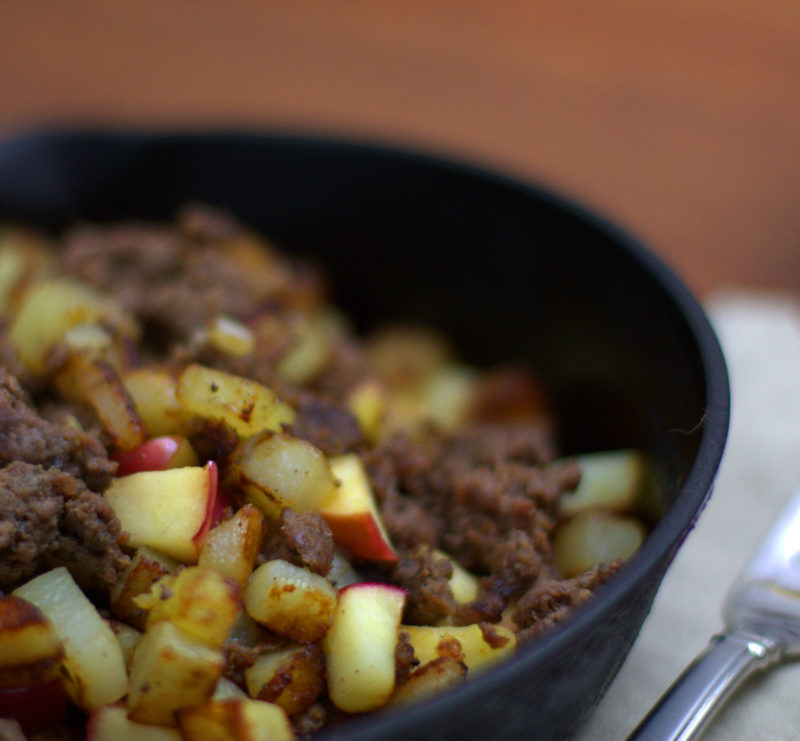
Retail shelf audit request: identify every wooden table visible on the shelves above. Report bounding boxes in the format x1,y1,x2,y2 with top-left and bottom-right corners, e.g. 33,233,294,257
1,0,798,298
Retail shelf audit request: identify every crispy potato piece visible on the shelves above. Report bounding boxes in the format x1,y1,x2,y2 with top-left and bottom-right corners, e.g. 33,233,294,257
8,278,137,376
177,698,295,741
54,354,146,450
401,624,516,676
244,560,337,644
0,595,64,688
198,504,264,589
176,364,294,438
389,656,467,706
87,703,182,741
228,432,337,518
139,567,241,650
127,620,225,726
110,547,180,630
244,644,326,715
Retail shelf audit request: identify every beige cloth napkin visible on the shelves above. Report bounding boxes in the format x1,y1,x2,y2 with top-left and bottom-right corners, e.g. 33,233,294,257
574,291,800,741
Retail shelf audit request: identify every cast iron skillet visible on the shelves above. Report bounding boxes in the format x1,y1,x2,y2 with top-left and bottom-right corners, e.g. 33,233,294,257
0,130,729,740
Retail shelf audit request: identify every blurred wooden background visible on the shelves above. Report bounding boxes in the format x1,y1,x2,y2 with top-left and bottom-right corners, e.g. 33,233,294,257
0,0,798,298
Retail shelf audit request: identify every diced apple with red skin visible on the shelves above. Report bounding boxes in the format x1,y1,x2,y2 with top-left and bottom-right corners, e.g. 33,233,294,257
244,560,337,644
13,567,128,711
319,454,398,564
104,462,218,563
323,582,407,713
0,680,69,736
178,698,295,741
111,435,199,476
87,704,182,741
199,503,265,589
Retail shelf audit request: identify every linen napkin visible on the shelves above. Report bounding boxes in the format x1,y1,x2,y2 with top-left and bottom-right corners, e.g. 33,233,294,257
574,291,800,741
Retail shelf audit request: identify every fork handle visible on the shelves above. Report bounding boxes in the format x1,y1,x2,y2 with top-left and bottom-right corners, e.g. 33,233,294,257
626,630,783,741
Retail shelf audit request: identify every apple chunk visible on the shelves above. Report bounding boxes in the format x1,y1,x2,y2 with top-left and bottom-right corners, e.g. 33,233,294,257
0,681,69,736
13,567,128,711
104,462,218,563
111,435,199,476
323,582,407,713
319,454,398,563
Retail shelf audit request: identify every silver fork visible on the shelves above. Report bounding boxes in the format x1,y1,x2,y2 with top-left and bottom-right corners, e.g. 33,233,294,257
627,483,800,741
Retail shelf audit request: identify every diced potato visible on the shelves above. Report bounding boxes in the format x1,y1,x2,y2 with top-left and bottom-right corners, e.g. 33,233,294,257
127,620,225,726
176,364,294,437
13,568,128,711
366,325,451,390
87,703,182,741
420,364,478,431
276,315,331,384
389,656,467,706
244,644,325,715
244,560,337,643
558,449,651,517
61,324,127,369
199,504,265,589
177,698,295,741
110,547,180,630
205,315,255,357
401,624,516,676
54,354,146,450
0,595,64,688
553,511,646,578
106,619,143,669
0,595,63,669
346,379,387,443
122,367,186,436
229,432,336,518
139,567,241,649
0,228,52,312
212,677,248,701
8,278,136,376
